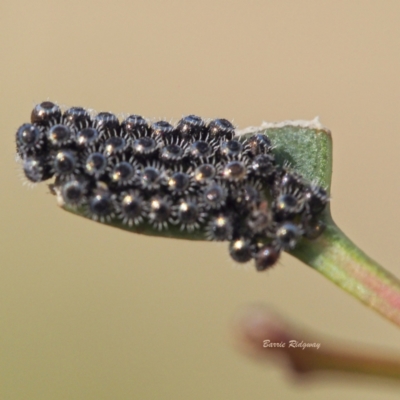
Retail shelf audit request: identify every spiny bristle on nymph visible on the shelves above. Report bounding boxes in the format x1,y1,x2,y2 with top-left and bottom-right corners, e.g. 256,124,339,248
15,101,329,272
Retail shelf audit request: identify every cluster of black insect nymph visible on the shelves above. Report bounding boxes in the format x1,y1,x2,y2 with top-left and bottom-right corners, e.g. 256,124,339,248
16,101,329,271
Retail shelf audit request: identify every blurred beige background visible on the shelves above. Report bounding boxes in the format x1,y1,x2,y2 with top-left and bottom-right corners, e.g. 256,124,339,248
1,1,400,399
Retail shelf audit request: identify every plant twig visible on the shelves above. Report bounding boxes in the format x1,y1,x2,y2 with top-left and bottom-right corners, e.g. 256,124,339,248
291,213,400,328
233,305,400,381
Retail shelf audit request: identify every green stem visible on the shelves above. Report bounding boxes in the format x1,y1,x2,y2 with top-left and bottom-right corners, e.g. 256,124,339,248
291,214,400,327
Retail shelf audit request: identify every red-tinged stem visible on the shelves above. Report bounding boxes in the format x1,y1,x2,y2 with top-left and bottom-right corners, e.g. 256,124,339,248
291,214,400,327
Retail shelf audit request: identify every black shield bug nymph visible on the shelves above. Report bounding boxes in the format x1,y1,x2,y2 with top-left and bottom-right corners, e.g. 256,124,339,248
116,190,147,227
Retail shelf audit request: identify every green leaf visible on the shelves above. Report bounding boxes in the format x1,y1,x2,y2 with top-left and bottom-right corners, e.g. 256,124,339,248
237,120,400,327
237,119,332,189
63,118,400,327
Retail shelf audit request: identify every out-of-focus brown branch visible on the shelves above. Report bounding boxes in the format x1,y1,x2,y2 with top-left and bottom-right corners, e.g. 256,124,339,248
232,305,400,382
